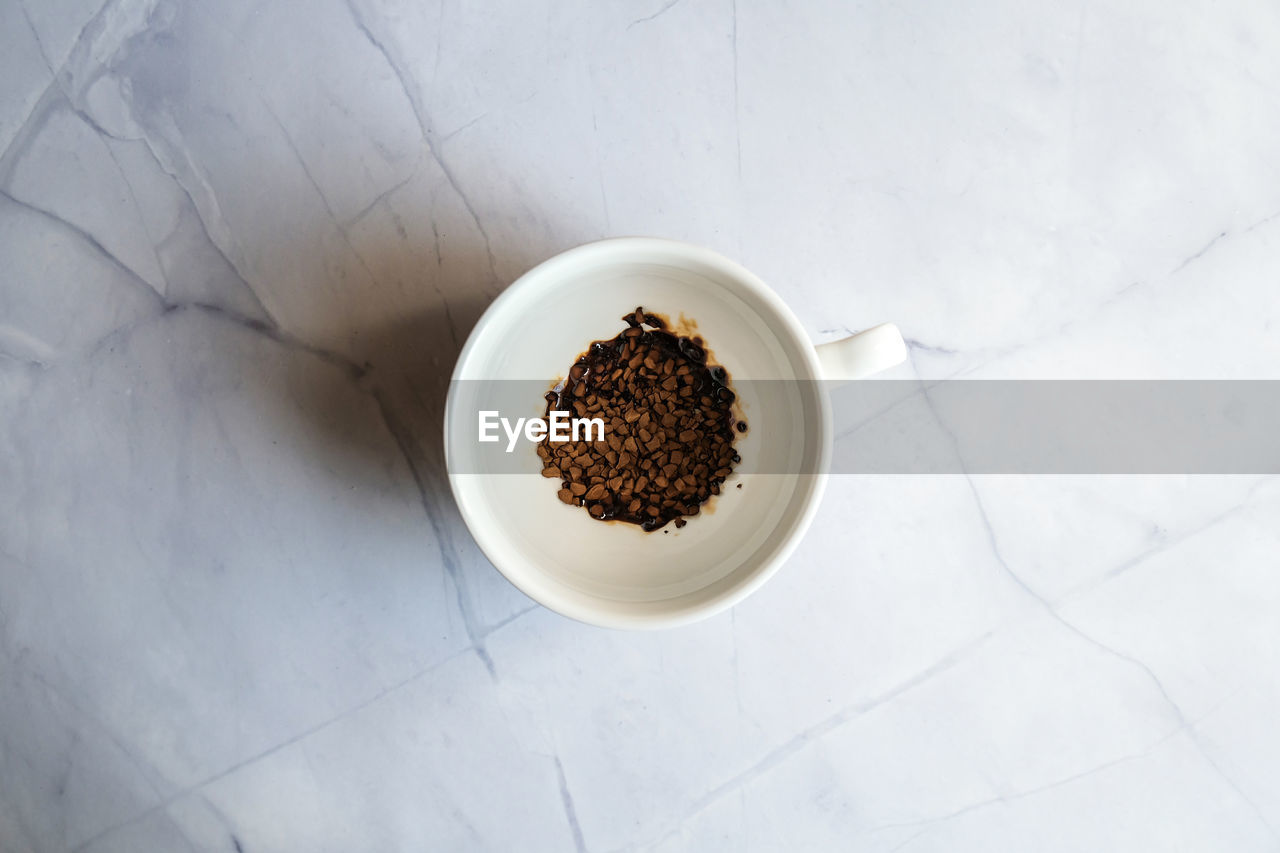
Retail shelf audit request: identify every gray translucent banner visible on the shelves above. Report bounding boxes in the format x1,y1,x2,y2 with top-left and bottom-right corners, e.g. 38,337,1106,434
446,380,1280,475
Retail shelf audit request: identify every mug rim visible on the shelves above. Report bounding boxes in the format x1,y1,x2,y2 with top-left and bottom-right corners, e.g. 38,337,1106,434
444,237,833,628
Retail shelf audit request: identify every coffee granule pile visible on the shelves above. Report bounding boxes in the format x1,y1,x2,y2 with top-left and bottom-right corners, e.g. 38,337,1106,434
537,307,744,531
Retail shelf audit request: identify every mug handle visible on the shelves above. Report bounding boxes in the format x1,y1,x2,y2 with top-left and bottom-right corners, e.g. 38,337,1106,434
815,323,907,383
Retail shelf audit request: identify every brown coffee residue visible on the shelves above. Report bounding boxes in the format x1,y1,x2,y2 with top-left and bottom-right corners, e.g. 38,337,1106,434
537,307,745,531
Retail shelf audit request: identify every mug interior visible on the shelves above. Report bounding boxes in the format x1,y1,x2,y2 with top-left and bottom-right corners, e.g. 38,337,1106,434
447,239,828,627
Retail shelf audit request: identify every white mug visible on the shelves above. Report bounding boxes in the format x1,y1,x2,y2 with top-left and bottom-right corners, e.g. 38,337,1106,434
445,238,905,628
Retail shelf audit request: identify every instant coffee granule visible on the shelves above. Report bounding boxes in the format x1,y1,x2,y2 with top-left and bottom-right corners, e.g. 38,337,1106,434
537,307,745,531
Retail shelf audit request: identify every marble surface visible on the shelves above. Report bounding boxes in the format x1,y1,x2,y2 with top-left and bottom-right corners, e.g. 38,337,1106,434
3,0,1280,850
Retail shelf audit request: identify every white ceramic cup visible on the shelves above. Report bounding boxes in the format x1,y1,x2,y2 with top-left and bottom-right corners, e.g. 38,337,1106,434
445,238,905,628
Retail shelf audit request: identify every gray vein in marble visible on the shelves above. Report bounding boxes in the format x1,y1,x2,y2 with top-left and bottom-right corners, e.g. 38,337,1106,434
17,0,55,80
195,793,242,853
1029,206,1280,350
260,98,386,294
10,225,514,702
101,142,169,294
627,0,685,30
904,356,1280,839
1171,231,1228,276
0,638,166,848
161,813,200,853
1053,478,1277,606
477,604,540,640
0,59,55,170
2,10,276,330
102,129,271,333
554,755,588,853
1200,756,1280,843
129,136,276,327
55,288,490,726
441,111,491,143
903,206,1280,378
962,478,1050,604
428,220,462,352
923,387,1280,841
26,668,168,804
878,676,1262,849
20,0,116,75
344,0,499,284
15,0,131,128
0,84,60,183
903,337,959,356
74,303,326,392
881,751,1154,851
70,643,477,853
4,100,169,296
368,389,496,678
0,188,165,309
261,102,346,235
0,344,48,369
1172,208,1280,276
42,77,130,145
622,631,995,853
446,803,486,849
883,621,1280,848
176,303,359,377
343,161,422,229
